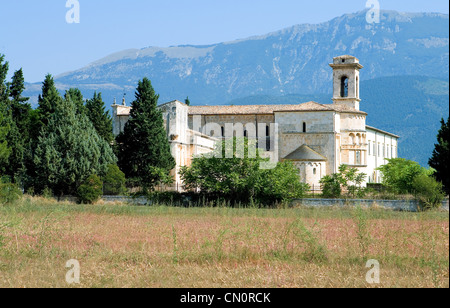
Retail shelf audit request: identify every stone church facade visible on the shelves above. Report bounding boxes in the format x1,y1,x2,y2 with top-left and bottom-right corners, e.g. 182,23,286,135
112,55,399,191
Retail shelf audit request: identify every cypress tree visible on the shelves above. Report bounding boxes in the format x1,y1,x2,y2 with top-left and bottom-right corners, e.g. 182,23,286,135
37,74,62,129
9,68,31,137
117,78,175,190
5,69,31,182
85,92,114,144
429,117,449,195
33,96,117,196
185,96,191,106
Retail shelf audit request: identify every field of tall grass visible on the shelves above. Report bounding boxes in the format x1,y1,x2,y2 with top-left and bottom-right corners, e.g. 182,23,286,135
0,196,448,288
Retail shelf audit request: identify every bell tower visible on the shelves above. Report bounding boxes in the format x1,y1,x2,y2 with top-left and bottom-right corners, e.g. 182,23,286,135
329,55,363,110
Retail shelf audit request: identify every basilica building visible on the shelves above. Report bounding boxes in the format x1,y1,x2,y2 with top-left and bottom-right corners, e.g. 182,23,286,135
112,55,399,191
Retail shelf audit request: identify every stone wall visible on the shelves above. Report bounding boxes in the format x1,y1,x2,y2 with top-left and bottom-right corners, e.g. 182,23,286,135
56,195,449,212
291,198,450,212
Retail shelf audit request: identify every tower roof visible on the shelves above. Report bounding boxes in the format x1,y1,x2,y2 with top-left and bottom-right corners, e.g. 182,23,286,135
284,145,327,161
330,55,363,68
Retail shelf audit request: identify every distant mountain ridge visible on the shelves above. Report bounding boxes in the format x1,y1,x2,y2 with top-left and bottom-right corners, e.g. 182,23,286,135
22,9,449,166
28,9,447,104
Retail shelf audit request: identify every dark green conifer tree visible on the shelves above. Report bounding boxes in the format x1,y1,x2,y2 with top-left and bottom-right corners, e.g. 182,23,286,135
4,68,31,182
37,74,62,129
117,78,175,190
33,96,117,196
9,68,31,137
0,55,11,172
85,92,114,144
429,117,449,195
64,88,86,115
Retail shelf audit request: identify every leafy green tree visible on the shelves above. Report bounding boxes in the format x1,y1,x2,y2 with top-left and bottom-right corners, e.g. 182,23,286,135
64,88,86,115
338,164,367,198
377,158,431,194
117,78,175,191
85,92,114,144
185,96,191,106
33,96,117,196
429,117,449,195
180,138,309,205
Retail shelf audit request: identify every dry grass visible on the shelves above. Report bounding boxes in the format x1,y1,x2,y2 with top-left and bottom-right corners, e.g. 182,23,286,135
0,196,448,288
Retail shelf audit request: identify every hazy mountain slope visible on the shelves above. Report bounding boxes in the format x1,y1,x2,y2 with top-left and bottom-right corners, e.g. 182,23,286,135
38,9,449,105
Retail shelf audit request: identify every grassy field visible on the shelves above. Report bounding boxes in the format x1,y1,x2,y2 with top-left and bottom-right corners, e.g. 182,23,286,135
0,196,448,288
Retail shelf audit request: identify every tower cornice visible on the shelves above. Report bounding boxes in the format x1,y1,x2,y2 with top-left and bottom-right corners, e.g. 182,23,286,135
329,63,364,70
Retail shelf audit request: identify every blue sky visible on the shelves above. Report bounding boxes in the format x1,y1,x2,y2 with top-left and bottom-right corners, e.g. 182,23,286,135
0,0,448,83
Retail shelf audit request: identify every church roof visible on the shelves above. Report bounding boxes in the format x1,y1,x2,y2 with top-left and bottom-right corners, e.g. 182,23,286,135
283,145,327,161
366,125,400,139
188,101,367,115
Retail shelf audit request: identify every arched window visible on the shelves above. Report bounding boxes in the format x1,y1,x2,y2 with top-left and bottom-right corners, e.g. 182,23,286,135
350,134,355,145
313,168,317,175
303,122,307,133
341,76,349,98
221,126,225,137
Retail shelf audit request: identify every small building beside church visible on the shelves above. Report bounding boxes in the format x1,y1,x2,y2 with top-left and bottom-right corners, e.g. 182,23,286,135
112,55,399,191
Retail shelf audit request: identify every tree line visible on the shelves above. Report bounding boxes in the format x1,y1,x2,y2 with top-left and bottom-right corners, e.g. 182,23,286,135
0,54,175,203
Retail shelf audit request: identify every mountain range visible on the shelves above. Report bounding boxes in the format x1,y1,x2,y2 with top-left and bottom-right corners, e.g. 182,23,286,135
23,9,449,166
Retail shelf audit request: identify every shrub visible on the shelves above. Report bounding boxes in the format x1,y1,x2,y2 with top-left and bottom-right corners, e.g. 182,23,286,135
0,182,22,205
42,187,53,199
103,164,127,195
319,165,367,199
320,174,342,198
412,174,445,210
258,161,310,204
77,174,103,204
